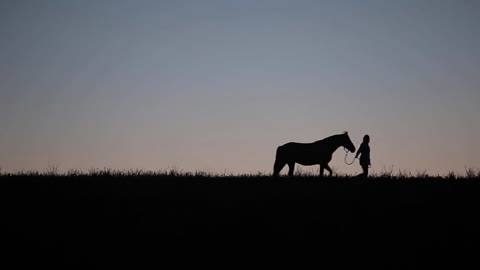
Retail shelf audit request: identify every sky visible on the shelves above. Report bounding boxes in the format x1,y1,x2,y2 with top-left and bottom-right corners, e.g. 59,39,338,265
1,0,479,175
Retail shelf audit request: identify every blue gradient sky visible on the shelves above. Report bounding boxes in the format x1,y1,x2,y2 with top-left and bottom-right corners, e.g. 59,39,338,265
1,0,479,175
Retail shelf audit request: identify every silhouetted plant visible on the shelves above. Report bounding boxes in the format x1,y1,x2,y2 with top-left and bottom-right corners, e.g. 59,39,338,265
167,166,183,176
397,169,411,179
45,162,59,175
67,169,81,177
447,171,457,180
88,168,101,176
379,165,395,178
415,170,429,178
465,167,476,178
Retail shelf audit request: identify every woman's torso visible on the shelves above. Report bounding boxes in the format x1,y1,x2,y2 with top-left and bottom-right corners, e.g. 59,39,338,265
360,143,370,165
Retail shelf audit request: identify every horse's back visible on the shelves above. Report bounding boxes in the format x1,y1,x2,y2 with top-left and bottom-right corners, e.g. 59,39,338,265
280,141,315,148
277,141,317,158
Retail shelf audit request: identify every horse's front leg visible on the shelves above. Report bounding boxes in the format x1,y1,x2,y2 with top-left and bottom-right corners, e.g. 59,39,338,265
324,164,333,177
319,165,325,177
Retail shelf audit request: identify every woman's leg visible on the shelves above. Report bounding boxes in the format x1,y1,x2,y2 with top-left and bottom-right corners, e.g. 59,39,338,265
362,164,369,177
356,163,366,178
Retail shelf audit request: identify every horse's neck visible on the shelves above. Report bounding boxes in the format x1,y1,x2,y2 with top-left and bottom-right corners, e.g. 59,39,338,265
317,136,343,153
327,141,343,153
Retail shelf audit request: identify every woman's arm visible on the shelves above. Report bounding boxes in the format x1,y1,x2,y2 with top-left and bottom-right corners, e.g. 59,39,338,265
355,143,364,159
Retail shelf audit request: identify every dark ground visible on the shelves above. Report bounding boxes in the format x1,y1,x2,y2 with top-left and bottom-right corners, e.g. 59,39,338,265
1,175,479,268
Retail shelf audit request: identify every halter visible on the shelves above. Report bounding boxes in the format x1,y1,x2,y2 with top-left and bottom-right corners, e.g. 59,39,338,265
343,147,356,165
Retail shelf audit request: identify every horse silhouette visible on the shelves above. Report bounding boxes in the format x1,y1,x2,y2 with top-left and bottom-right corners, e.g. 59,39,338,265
273,132,356,177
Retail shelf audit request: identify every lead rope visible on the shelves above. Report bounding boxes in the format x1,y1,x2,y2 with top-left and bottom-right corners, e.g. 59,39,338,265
344,147,356,165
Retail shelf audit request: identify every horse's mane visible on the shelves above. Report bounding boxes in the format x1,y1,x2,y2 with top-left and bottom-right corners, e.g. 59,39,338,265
314,133,344,144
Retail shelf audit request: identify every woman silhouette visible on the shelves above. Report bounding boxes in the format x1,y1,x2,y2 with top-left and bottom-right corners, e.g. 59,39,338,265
355,135,371,177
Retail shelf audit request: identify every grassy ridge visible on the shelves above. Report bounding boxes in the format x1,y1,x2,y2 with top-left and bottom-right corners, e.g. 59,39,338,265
2,165,480,178
1,173,479,268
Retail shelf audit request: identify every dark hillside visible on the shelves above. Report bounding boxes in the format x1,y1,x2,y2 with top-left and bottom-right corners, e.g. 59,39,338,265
1,175,479,268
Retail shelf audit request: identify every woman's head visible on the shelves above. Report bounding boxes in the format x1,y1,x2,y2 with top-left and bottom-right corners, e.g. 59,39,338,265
363,135,370,143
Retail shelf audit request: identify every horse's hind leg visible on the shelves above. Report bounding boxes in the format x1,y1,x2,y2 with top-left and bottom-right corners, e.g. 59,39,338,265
324,164,333,177
273,159,286,177
287,162,295,177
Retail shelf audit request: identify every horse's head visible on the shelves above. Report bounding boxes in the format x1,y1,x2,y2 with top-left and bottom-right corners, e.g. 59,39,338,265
342,132,356,153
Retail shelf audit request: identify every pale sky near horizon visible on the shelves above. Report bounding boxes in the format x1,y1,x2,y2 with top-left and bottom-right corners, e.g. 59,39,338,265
1,0,479,175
